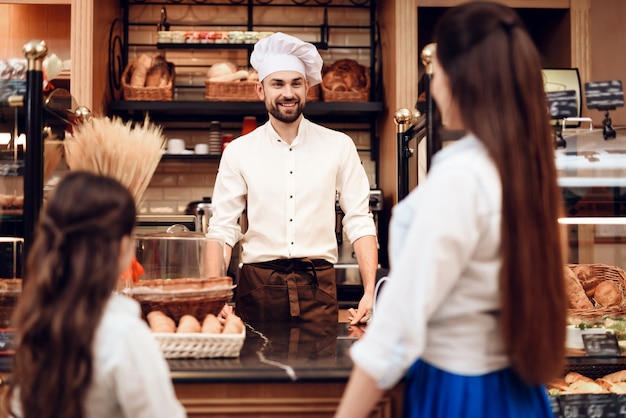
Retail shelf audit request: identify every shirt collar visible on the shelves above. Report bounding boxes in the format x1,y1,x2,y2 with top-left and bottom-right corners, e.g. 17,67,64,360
265,117,309,146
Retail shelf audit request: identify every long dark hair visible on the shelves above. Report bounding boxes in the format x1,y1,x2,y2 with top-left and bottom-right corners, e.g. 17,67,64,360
434,2,566,384
5,171,136,418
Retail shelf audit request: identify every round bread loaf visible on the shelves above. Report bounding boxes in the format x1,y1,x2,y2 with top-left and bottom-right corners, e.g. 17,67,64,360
594,280,623,307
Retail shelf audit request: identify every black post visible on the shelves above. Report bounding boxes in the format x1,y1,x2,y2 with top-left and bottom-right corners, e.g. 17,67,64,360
394,108,411,201
22,40,47,276
421,43,437,172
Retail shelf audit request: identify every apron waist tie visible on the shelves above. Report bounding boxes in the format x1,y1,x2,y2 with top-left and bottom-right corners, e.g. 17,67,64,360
248,258,333,318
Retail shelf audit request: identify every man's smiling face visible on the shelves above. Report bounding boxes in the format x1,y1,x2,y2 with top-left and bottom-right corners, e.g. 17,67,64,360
257,71,308,124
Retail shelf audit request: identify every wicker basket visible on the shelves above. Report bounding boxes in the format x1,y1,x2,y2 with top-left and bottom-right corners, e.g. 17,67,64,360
320,69,370,102
306,84,320,102
123,277,234,322
154,327,245,358
205,80,258,101
568,264,626,321
205,80,320,102
121,60,174,101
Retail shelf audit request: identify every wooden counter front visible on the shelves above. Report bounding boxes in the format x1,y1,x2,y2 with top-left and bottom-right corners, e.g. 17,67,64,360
169,321,404,418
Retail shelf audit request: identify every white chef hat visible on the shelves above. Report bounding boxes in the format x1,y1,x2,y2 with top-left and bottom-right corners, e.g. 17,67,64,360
250,32,323,86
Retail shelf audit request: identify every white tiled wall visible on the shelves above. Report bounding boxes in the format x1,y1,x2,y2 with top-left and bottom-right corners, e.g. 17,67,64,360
128,3,377,214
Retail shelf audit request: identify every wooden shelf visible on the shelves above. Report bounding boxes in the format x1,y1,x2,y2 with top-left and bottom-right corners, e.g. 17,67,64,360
109,100,383,123
0,0,70,3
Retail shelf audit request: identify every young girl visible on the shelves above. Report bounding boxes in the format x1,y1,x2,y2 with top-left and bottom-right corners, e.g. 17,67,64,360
335,3,566,417
5,171,186,418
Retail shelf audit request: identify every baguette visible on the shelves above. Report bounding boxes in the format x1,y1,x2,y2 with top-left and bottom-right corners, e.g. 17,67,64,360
208,70,250,83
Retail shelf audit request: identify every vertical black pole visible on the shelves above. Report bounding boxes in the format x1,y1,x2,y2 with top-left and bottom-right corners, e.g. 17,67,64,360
22,40,47,277
394,108,411,202
421,43,437,172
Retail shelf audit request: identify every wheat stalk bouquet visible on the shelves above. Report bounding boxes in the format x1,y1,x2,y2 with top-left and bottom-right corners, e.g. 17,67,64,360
63,116,165,206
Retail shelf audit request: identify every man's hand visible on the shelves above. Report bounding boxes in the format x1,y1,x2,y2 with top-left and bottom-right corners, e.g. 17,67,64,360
348,292,373,325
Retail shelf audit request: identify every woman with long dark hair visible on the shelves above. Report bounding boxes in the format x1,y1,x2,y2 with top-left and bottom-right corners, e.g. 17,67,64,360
336,3,566,417
5,171,186,418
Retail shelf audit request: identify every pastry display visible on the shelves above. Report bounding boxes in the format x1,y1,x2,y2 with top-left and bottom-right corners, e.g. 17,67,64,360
549,371,626,395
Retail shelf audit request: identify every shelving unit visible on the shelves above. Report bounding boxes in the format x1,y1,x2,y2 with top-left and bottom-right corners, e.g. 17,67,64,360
109,0,383,183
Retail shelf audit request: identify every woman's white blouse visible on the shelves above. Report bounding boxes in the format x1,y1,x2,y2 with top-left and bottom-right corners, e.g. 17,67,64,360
350,135,510,390
87,294,186,418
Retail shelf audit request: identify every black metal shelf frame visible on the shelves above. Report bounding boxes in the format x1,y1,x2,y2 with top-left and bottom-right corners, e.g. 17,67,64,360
114,0,382,184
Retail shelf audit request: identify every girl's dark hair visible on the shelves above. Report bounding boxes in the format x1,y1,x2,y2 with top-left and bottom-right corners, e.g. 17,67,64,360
434,2,566,384
6,171,136,418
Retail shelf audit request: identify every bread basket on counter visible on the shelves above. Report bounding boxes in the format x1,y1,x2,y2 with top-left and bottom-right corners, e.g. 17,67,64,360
124,227,232,322
153,327,245,359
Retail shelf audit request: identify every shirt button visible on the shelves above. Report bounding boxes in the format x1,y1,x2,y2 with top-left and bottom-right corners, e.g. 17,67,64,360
289,171,293,174
290,219,293,222
290,195,293,198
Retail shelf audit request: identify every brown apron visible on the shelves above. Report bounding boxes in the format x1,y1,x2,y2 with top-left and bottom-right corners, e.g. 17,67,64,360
236,258,338,323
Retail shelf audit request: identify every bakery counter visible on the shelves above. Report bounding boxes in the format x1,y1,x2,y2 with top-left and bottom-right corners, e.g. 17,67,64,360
0,322,405,418
168,321,357,383
169,321,404,418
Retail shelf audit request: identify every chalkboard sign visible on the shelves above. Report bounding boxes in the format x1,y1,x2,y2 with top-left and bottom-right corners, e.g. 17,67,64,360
585,80,625,110
547,90,579,119
582,332,621,356
559,394,618,418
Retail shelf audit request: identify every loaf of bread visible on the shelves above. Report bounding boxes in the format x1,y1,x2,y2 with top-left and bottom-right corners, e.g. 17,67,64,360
130,54,153,87
321,59,368,93
594,280,623,307
564,266,594,309
567,380,608,394
177,314,202,333
222,314,244,334
146,311,176,333
565,371,595,384
601,369,626,383
145,55,171,88
596,378,626,394
206,62,237,80
201,314,223,334
573,264,602,297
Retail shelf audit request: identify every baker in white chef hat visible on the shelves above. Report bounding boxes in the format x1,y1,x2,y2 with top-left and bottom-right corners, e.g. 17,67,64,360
251,32,323,87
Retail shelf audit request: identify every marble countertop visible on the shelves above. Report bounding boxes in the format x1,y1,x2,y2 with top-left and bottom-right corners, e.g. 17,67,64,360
0,320,365,383
167,321,363,383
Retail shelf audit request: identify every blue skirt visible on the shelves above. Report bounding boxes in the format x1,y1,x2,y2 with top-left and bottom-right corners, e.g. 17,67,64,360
403,359,553,418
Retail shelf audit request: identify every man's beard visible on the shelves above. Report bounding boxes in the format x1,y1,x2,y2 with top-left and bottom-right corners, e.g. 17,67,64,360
267,100,304,123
